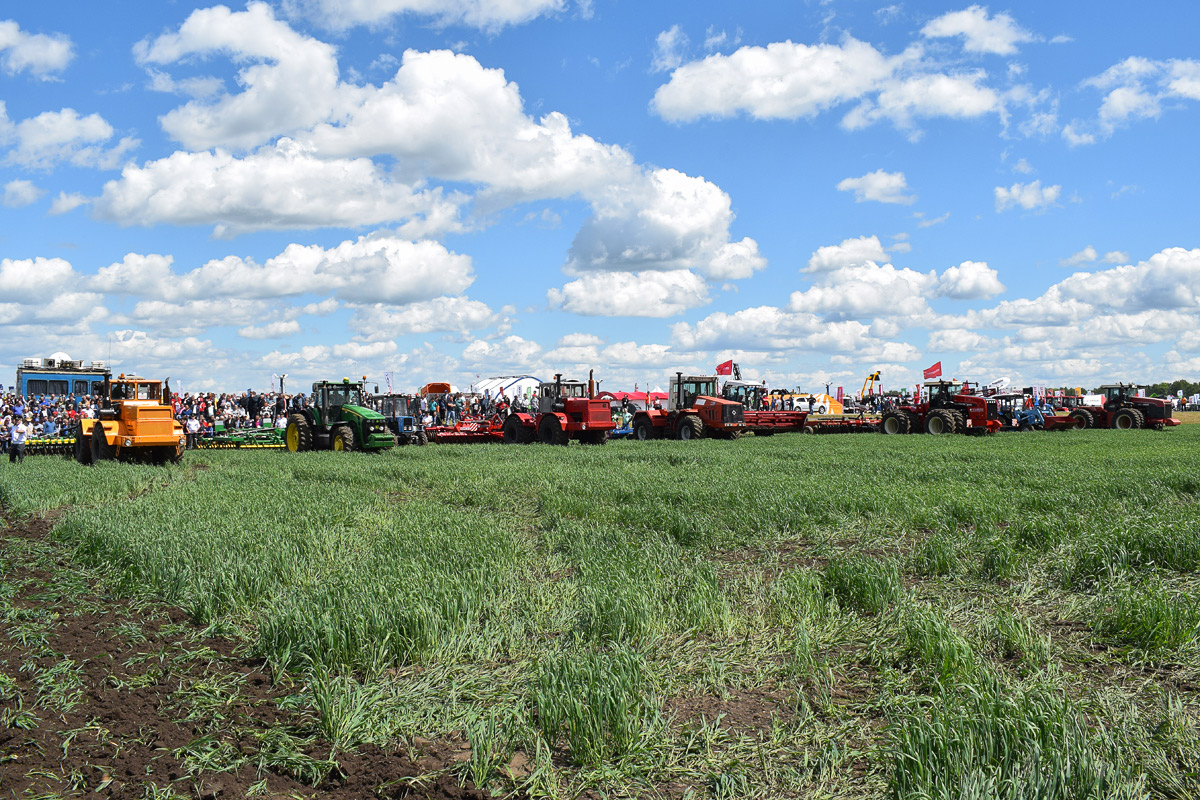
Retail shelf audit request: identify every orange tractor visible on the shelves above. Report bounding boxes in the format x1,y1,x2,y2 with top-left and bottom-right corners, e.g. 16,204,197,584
74,373,186,464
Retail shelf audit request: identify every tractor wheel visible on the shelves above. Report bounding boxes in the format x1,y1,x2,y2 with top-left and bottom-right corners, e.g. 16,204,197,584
1068,409,1094,429
538,416,569,446
728,429,743,440
676,415,704,441
880,411,910,435
1019,424,1033,432
90,423,115,462
925,409,957,435
285,414,311,452
1112,408,1144,429
950,410,967,431
394,433,408,446
633,418,657,441
503,414,528,444
802,425,816,434
581,430,608,445
74,423,93,465
415,430,428,446
332,426,356,451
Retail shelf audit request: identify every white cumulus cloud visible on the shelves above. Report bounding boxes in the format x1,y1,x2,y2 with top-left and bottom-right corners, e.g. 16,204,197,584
0,20,73,78
920,6,1035,56
2,179,43,207
994,180,1060,212
936,260,1005,299
836,169,915,204
547,270,710,317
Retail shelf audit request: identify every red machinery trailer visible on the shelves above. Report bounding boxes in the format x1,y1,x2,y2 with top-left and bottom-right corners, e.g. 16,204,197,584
879,380,1002,436
1067,383,1181,430
631,373,747,440
720,379,808,435
501,373,615,445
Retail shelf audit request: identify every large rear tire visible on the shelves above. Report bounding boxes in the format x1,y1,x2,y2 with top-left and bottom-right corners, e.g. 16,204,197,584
74,423,93,465
676,415,704,441
880,411,910,435
415,430,428,446
926,409,957,435
285,414,311,452
1069,409,1095,429
538,415,569,445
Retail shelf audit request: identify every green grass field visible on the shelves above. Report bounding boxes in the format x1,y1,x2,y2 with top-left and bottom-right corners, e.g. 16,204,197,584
2,428,1199,798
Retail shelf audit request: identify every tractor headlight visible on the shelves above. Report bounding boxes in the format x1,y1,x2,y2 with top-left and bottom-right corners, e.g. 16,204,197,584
179,436,186,446
123,438,132,447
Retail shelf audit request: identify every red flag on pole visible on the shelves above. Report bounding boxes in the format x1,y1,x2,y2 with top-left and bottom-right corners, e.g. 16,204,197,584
836,386,844,403
923,361,942,380
716,360,734,375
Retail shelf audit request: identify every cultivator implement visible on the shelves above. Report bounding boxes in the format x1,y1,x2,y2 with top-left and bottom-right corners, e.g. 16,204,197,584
802,415,881,434
196,427,286,449
426,414,505,443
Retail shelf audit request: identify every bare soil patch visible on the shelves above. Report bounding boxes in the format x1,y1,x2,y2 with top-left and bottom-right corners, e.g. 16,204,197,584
0,512,489,800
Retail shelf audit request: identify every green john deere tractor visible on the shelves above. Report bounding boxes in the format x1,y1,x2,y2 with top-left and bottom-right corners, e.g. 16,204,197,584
285,378,395,453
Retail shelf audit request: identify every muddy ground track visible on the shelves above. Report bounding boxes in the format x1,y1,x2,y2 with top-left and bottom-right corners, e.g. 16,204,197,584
0,506,492,800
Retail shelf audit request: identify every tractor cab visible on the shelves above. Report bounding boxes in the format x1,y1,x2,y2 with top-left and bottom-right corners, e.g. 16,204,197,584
721,380,768,409
537,376,588,413
923,380,964,407
670,375,720,411
315,379,366,419
1098,383,1137,409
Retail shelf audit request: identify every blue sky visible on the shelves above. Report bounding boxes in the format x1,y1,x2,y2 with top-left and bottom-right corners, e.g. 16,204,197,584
2,1,1199,395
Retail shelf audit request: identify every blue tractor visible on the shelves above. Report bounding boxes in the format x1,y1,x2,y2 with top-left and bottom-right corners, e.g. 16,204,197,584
370,393,428,446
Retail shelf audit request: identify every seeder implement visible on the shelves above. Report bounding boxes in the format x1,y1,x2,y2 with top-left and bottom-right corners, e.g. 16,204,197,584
197,427,286,449
23,435,77,455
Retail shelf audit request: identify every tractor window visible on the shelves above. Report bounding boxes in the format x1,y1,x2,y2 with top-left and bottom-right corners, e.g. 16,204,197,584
562,383,585,398
110,382,131,400
326,385,363,408
133,383,160,400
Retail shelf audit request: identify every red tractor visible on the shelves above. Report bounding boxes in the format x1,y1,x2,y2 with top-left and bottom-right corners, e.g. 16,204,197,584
880,380,1002,436
501,374,614,445
631,373,747,440
1067,383,1181,430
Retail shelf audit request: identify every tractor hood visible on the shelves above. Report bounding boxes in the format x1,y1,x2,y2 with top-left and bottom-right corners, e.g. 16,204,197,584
340,404,386,421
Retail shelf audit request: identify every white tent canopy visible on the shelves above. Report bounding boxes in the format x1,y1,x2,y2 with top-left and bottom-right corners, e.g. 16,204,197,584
472,375,544,397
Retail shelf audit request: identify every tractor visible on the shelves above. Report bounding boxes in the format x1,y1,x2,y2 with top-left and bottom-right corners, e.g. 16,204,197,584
501,373,614,445
284,378,395,452
370,393,427,445
74,372,186,465
1067,383,1181,430
631,373,746,440
880,380,1001,436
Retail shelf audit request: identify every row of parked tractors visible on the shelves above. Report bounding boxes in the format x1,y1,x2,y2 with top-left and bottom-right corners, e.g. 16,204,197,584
49,371,1180,464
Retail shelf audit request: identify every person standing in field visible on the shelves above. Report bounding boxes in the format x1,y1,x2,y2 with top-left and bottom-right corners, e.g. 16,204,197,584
9,414,28,464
